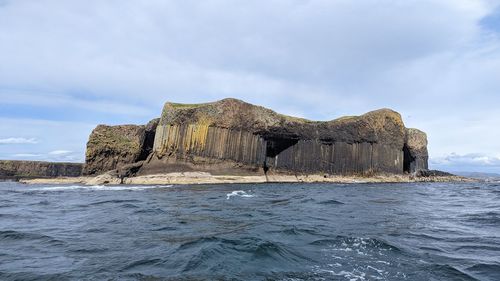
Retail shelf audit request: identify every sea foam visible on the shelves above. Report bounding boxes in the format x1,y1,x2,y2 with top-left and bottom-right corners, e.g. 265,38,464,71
226,190,254,199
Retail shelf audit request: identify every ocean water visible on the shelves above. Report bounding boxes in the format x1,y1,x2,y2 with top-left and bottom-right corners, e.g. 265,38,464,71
0,181,499,281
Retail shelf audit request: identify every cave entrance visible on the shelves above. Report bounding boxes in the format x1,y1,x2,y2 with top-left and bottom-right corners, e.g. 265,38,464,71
403,144,414,173
263,137,298,174
265,137,298,158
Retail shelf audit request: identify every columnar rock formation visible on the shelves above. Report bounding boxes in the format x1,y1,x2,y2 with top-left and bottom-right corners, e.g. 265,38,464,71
83,98,429,176
404,128,429,172
0,160,83,179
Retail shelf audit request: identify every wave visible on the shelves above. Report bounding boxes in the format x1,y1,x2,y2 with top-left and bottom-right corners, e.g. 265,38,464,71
28,184,173,192
226,190,254,199
173,236,309,271
0,230,64,246
310,236,403,254
122,258,164,271
465,263,500,280
0,272,70,281
454,244,500,252
269,226,320,236
461,211,500,225
425,264,480,281
318,199,345,205
85,199,141,206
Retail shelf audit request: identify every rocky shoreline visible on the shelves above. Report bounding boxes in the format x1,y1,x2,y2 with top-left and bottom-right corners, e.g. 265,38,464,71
19,171,474,185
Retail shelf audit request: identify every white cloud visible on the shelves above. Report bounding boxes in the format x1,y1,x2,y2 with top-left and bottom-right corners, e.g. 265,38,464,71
432,153,500,165
12,153,41,158
0,1,499,171
48,150,72,155
0,118,93,163
431,153,500,172
0,137,38,144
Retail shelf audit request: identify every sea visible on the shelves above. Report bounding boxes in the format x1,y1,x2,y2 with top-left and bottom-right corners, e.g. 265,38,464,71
0,181,499,281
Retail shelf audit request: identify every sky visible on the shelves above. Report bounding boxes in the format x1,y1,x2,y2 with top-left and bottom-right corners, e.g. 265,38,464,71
0,0,499,173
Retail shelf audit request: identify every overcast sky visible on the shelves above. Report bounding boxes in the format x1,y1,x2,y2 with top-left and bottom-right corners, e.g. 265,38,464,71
1,0,499,173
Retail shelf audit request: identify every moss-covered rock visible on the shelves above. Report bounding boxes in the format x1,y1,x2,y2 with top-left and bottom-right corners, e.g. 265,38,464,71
83,119,158,175
159,98,406,147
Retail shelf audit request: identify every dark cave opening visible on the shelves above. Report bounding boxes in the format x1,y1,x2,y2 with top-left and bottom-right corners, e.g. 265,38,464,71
265,137,299,158
403,144,414,173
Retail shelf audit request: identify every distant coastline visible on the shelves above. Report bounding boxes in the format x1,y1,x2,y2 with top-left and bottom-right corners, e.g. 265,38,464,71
0,160,83,181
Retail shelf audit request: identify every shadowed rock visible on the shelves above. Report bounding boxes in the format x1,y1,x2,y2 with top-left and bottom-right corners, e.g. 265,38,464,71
404,128,429,173
0,160,83,180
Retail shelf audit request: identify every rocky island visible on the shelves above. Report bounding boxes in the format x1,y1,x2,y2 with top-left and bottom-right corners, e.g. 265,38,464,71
14,98,470,185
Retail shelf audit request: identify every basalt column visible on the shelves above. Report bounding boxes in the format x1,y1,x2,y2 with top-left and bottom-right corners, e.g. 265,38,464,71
84,98,429,176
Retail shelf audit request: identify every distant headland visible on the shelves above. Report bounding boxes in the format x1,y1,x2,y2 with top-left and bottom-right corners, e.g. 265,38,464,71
2,98,470,184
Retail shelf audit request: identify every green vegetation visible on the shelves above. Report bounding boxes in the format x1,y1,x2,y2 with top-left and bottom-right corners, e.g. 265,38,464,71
167,102,210,109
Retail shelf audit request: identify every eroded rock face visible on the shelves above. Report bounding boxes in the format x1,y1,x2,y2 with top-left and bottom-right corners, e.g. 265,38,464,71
156,98,406,147
404,128,429,173
84,98,430,176
0,160,83,179
144,98,412,175
83,120,158,175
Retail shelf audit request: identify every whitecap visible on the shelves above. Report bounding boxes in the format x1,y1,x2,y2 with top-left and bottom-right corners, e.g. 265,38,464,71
226,190,254,200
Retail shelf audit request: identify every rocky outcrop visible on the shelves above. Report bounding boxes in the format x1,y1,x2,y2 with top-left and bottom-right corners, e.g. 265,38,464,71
83,119,158,175
84,98,430,177
142,98,416,176
404,128,429,173
0,160,83,180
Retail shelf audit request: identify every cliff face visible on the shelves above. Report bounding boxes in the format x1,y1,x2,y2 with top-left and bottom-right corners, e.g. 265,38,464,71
84,98,429,176
146,99,407,175
404,128,429,173
83,119,158,175
0,160,83,179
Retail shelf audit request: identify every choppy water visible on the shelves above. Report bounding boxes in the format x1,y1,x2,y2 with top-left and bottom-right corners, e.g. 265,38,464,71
0,181,499,281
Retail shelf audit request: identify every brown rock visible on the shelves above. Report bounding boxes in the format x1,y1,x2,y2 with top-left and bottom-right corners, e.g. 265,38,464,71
83,98,430,177
83,120,158,175
145,98,412,175
0,160,83,179
404,128,429,173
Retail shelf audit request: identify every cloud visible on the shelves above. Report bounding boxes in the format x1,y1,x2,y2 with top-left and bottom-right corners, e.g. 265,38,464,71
12,153,41,158
431,153,500,172
7,150,82,162
432,153,500,166
0,118,93,163
48,150,72,155
0,1,499,171
0,137,38,144
2,90,154,117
